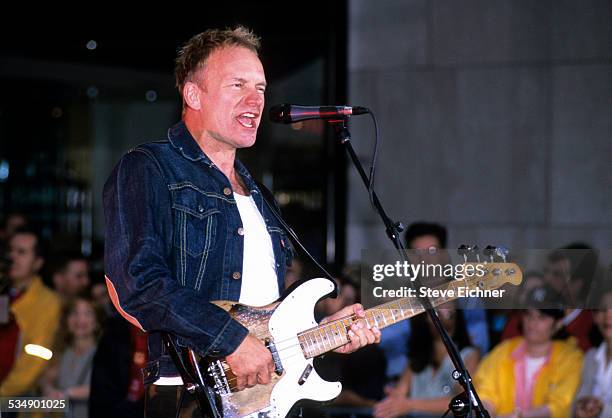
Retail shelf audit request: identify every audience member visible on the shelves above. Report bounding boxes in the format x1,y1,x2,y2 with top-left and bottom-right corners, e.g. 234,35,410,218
574,288,612,418
503,244,598,351
51,251,91,303
40,296,103,418
89,312,147,418
0,227,61,397
475,285,583,418
374,301,480,418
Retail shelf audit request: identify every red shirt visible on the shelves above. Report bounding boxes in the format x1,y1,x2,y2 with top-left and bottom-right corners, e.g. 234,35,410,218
0,290,24,383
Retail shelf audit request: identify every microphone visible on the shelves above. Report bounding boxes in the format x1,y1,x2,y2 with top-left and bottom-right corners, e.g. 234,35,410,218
269,104,369,124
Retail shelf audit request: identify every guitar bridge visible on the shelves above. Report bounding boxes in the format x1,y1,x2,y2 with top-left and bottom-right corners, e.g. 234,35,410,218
207,360,231,395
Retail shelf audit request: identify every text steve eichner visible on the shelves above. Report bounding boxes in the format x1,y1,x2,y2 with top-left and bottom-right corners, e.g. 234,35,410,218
372,286,506,299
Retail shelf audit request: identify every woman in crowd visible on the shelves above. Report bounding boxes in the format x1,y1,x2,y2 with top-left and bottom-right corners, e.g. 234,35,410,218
373,301,480,418
40,295,103,418
574,287,612,418
475,285,583,418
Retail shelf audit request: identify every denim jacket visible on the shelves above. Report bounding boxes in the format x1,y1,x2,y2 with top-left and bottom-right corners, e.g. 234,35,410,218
103,121,292,384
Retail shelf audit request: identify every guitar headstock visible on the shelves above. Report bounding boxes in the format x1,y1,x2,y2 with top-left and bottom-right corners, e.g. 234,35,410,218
457,244,523,291
461,262,523,291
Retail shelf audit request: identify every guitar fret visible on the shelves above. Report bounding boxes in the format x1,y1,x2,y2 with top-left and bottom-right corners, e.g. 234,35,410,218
307,331,316,356
302,333,309,357
338,321,347,344
308,335,314,357
301,335,308,357
317,328,325,353
322,326,330,350
330,323,338,346
336,322,345,345
331,322,340,347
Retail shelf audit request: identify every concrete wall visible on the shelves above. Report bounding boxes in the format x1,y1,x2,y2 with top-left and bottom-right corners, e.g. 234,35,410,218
346,0,612,259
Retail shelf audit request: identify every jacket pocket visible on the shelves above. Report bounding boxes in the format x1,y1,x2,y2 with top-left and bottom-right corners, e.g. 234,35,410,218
172,203,220,257
171,187,221,289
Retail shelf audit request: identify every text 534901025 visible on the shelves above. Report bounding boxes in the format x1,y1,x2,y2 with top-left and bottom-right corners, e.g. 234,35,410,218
1,397,68,412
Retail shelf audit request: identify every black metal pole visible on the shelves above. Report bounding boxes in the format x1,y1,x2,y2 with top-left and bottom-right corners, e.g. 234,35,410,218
330,118,489,418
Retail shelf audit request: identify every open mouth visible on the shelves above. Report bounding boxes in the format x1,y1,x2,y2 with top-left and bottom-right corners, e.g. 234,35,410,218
236,112,258,129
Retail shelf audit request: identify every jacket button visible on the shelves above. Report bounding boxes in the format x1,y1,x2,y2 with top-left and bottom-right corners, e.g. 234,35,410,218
237,227,244,236
223,187,232,196
232,272,242,280
198,205,204,213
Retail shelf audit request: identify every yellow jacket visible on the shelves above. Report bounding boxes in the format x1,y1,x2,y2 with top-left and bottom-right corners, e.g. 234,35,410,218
0,276,61,396
474,337,583,418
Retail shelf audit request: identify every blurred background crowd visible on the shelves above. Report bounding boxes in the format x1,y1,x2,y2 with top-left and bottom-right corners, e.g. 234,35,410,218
1,217,611,417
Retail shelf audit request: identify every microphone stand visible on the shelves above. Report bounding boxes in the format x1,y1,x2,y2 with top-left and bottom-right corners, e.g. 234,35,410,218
328,118,489,418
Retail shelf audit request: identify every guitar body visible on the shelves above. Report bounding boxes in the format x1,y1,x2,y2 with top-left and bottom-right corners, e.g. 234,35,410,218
205,278,341,418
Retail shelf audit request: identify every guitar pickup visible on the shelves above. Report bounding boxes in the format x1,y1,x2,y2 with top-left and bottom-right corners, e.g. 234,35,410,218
265,338,284,376
298,364,313,385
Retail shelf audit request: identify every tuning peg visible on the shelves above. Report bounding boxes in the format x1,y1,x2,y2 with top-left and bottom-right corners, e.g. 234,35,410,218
495,246,509,262
458,245,480,262
483,245,496,262
457,245,469,262
472,245,481,262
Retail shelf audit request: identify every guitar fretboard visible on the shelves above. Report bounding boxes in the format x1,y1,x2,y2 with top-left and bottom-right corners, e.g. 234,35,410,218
296,278,475,359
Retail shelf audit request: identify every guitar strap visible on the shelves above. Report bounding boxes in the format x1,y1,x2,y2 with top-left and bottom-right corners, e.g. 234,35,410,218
255,180,338,293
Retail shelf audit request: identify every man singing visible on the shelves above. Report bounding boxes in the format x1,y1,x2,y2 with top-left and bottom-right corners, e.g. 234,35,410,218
103,26,380,417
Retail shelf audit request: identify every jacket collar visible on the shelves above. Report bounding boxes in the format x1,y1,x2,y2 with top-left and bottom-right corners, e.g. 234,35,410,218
167,120,214,166
167,120,257,190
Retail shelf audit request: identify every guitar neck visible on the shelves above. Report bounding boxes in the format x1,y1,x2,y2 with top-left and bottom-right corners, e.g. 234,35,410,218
297,280,465,359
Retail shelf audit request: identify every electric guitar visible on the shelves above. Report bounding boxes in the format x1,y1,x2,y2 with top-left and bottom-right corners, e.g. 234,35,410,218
174,260,522,418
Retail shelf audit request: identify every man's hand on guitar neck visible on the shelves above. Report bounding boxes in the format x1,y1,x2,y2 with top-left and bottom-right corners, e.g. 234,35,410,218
226,334,275,391
321,303,382,354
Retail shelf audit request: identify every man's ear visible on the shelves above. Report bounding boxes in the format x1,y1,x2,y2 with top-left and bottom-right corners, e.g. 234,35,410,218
183,81,202,110
33,257,44,274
